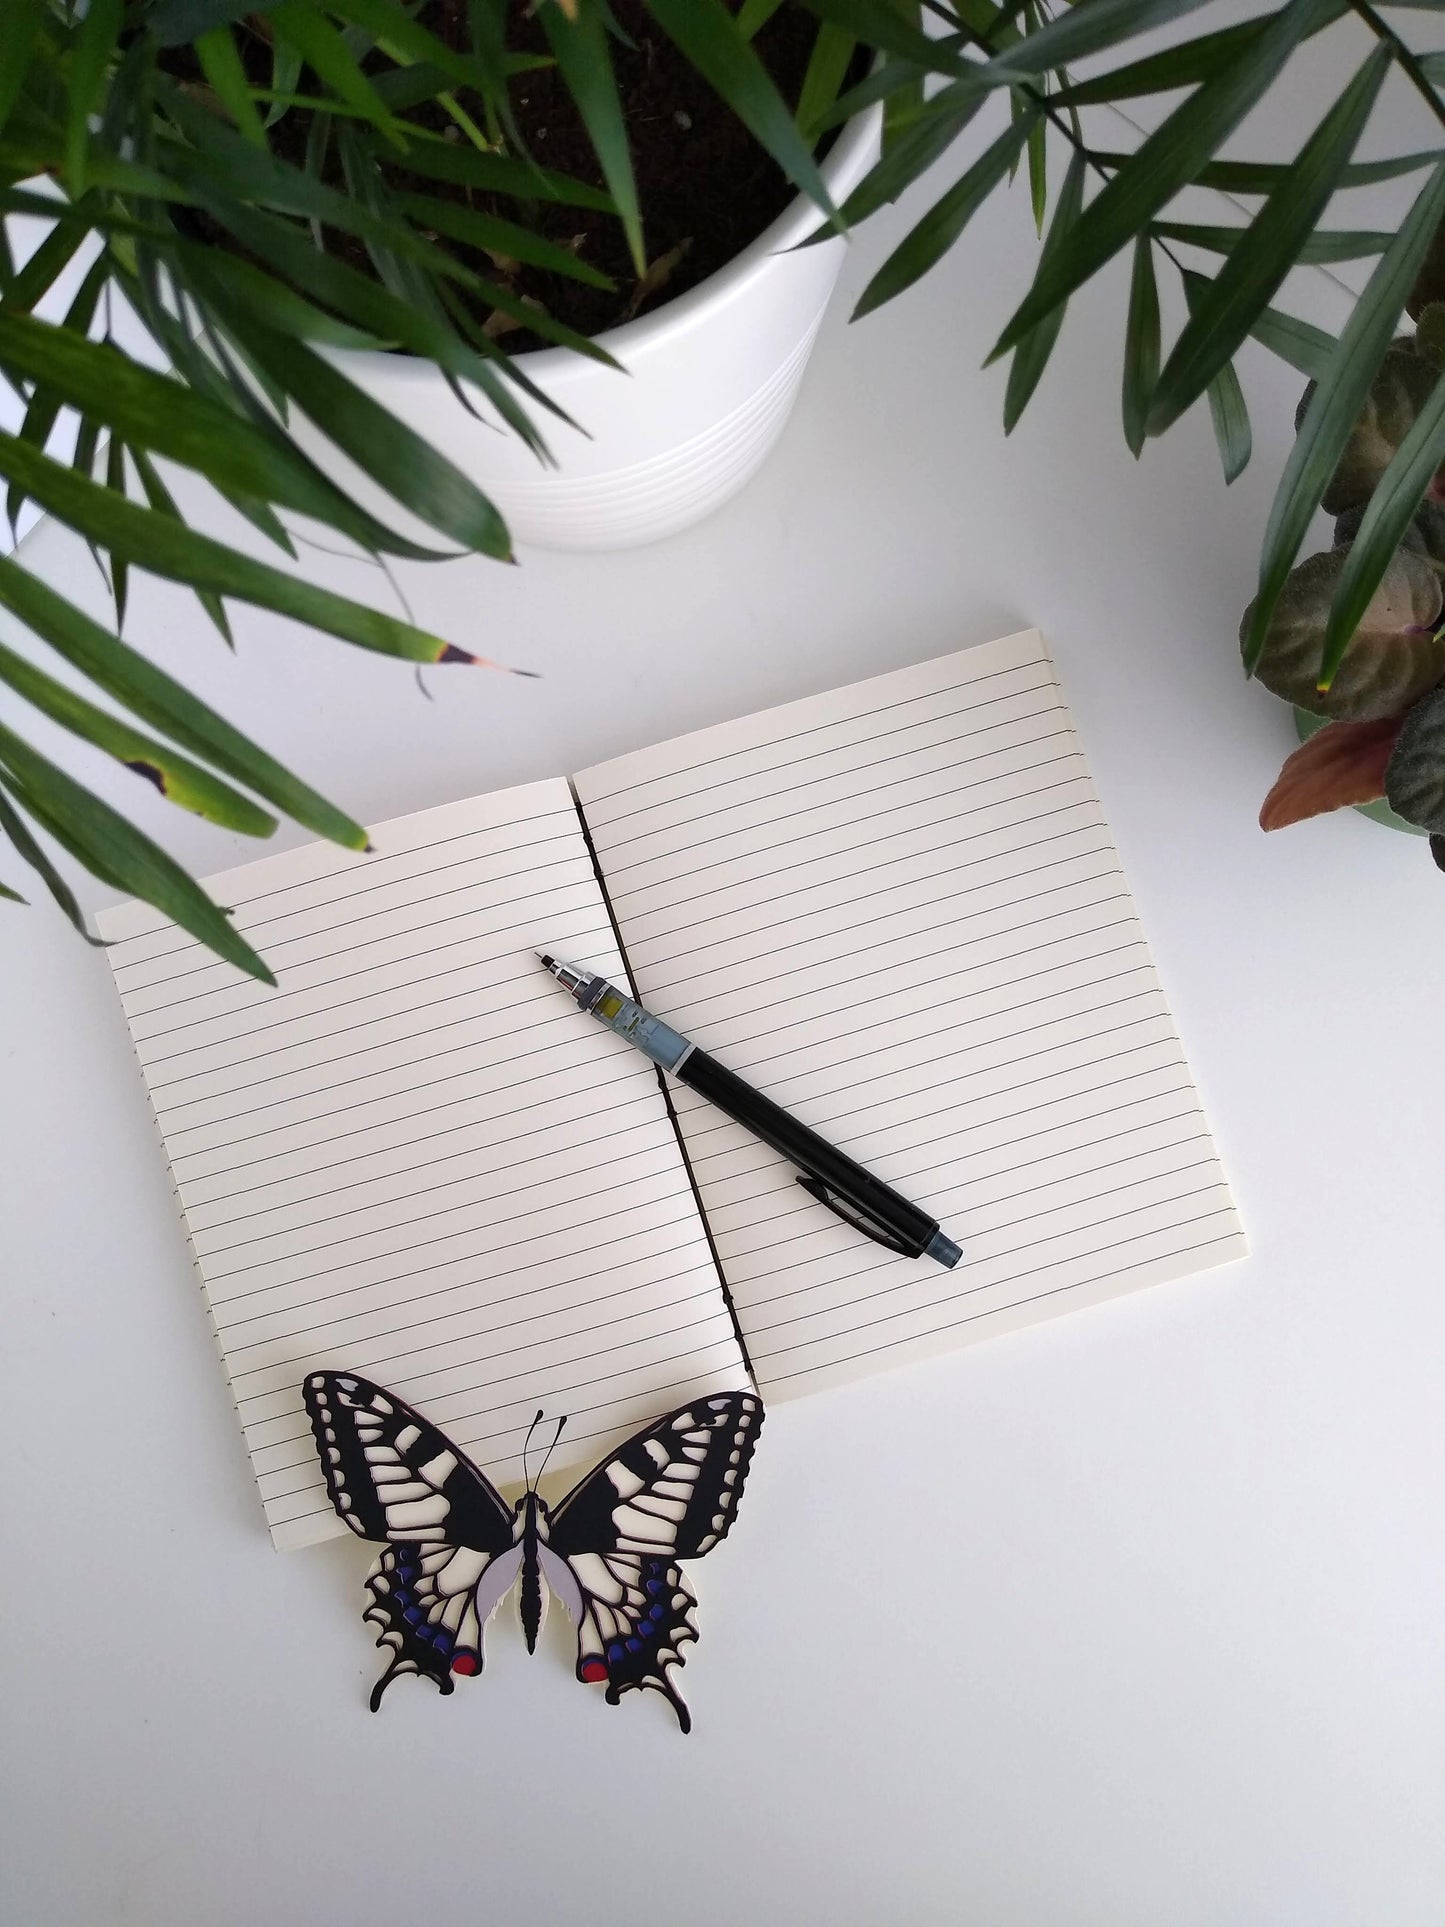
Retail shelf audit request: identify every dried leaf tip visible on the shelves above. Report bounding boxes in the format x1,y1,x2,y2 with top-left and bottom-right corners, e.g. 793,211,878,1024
436,643,540,677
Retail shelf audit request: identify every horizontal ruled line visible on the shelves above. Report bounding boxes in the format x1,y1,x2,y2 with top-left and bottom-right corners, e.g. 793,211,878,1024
128,867,595,1039
639,834,1115,995
749,1207,1238,1347
235,1322,740,1413
199,1135,690,1274
109,806,579,969
623,798,1099,956
580,657,1049,808
754,1233,1244,1387
590,682,1061,833
600,742,1085,888
206,1186,703,1308
228,1277,724,1389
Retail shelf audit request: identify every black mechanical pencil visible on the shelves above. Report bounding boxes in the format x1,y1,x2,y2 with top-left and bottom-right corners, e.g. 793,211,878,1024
539,954,961,1269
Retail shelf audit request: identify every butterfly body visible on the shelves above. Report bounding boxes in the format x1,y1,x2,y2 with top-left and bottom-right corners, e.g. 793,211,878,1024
304,1372,762,1731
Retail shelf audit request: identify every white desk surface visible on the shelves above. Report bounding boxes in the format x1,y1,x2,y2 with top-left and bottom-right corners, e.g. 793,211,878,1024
3,84,1444,1927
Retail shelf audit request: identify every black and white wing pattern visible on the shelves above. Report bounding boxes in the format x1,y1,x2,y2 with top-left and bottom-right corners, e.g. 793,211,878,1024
304,1373,518,1710
546,1392,764,1732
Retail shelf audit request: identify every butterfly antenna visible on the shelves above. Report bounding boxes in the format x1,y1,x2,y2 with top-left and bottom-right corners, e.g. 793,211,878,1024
534,1416,568,1488
521,1409,545,1494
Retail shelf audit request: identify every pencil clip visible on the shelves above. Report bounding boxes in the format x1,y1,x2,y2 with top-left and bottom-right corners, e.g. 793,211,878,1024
795,1176,915,1255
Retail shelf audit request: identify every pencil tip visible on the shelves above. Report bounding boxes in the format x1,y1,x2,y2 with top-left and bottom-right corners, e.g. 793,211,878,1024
537,952,555,970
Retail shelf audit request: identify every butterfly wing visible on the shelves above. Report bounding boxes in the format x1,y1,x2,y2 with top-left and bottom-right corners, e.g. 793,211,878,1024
304,1372,518,1708
545,1391,764,1731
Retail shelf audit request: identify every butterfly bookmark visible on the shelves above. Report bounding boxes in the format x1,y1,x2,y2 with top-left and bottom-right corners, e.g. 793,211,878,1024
304,1373,763,1732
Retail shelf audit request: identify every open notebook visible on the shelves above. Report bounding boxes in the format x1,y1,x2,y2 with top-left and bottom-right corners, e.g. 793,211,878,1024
97,630,1246,1550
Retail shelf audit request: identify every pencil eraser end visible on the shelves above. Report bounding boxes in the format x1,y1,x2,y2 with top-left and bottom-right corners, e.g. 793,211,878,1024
926,1230,962,1269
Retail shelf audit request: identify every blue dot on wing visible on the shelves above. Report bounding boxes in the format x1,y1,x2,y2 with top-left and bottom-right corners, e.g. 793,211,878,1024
625,1637,643,1654
607,1643,625,1663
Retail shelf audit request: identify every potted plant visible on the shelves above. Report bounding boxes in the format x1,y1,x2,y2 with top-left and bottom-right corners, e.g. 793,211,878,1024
341,6,882,551
1245,269,1445,872
5,0,1445,983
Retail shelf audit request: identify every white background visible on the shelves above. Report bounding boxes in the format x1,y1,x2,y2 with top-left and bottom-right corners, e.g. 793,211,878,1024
3,34,1445,1923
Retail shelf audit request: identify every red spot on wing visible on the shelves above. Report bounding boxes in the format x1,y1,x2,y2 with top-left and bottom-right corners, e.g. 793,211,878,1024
450,1651,481,1676
580,1659,608,1684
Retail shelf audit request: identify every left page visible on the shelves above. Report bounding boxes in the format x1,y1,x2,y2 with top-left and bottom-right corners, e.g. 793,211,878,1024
96,779,749,1551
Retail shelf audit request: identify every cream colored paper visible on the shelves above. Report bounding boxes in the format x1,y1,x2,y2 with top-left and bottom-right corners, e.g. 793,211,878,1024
574,633,1246,1400
97,779,749,1550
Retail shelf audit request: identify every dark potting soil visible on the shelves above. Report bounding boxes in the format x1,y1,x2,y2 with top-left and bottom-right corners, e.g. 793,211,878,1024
242,3,855,352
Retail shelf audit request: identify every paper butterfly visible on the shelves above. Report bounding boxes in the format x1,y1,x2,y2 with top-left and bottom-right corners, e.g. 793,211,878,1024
304,1371,763,1732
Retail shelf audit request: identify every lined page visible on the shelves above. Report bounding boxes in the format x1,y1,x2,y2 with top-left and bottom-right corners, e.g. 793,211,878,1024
575,633,1246,1402
97,780,748,1551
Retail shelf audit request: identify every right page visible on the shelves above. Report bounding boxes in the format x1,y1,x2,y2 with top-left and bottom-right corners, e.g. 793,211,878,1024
573,633,1246,1402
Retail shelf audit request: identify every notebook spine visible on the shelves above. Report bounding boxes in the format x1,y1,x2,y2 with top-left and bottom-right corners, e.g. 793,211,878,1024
566,778,759,1391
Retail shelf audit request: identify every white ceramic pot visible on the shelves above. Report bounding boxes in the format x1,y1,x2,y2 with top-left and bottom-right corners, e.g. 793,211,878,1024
345,106,880,552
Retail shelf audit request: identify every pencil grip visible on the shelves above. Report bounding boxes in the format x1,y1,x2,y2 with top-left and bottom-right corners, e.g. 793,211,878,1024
676,1049,938,1258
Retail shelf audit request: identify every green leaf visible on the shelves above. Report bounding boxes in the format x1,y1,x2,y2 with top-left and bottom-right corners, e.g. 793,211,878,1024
0,877,24,903
797,0,967,74
0,0,47,136
198,287,514,562
822,78,984,233
127,448,233,647
269,3,403,139
1026,110,1046,238
0,726,275,983
267,31,304,127
392,192,614,290
854,111,1035,317
1152,220,1394,264
327,0,508,99
0,780,102,943
1089,147,1442,195
0,556,366,850
1054,4,1340,107
5,250,107,536
737,0,787,34
189,196,569,448
65,0,121,194
105,429,129,632
1146,46,1390,438
991,0,1341,361
982,0,1217,83
0,429,487,667
1385,686,1445,833
0,311,463,561
643,0,838,219
1246,304,1337,380
1004,147,1085,434
0,637,276,836
1243,159,1445,677
148,0,280,44
389,139,615,212
1244,547,1445,719
173,248,381,351
1121,234,1160,457
194,23,268,149
1319,377,1445,692
153,92,509,292
798,22,857,141
538,0,645,277
0,201,92,316
1180,270,1250,482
